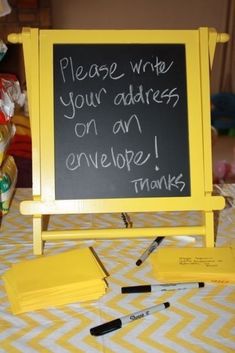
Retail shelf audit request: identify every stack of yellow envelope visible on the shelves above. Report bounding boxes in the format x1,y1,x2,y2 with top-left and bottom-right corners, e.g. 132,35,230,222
2,247,108,314
150,247,235,284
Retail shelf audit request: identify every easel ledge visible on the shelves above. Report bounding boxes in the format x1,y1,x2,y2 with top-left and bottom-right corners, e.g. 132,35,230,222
20,195,224,215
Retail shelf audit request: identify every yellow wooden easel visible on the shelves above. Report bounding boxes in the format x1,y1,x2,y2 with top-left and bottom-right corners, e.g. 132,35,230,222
8,28,228,254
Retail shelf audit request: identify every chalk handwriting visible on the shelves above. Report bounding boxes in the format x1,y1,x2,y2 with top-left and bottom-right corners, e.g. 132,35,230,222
112,114,142,134
130,57,174,76
60,57,125,83
113,85,179,108
55,46,189,198
59,88,107,119
74,119,98,137
65,147,150,172
131,174,186,193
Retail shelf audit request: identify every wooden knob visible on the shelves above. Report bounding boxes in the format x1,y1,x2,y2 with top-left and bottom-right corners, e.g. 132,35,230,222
217,33,230,43
7,33,23,44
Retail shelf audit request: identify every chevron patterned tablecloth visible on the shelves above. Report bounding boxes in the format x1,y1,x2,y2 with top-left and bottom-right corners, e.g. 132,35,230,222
0,188,235,353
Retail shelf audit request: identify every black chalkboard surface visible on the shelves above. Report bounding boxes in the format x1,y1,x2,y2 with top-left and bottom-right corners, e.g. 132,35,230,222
53,44,190,200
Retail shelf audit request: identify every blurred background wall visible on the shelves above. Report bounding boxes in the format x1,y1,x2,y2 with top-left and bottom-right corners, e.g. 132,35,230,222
51,0,235,94
1,0,234,94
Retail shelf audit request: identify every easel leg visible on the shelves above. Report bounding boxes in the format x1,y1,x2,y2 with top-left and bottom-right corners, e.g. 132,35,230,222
33,215,44,255
203,211,215,247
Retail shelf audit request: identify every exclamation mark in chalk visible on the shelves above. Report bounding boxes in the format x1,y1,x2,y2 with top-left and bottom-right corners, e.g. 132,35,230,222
154,136,160,171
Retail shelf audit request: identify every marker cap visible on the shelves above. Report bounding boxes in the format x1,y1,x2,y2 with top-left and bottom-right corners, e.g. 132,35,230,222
122,285,151,293
136,259,142,266
90,318,121,336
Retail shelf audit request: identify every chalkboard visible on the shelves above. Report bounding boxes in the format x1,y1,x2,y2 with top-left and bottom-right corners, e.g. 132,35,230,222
53,44,190,200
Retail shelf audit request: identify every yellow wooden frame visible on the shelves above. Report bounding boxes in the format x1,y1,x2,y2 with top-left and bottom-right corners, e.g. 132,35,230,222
8,28,228,254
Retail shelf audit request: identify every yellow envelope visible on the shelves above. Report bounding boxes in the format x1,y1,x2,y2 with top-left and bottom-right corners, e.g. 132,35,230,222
2,247,108,314
4,247,107,292
150,247,235,283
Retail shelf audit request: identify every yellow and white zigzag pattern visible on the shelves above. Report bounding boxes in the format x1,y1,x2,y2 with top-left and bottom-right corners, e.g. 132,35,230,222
0,188,235,352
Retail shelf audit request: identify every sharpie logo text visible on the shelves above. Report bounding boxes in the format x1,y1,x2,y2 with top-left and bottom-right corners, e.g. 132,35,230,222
130,310,150,321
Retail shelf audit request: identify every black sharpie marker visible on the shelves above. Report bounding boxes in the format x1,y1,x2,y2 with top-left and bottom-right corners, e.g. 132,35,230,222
136,236,164,266
122,282,205,293
90,302,169,336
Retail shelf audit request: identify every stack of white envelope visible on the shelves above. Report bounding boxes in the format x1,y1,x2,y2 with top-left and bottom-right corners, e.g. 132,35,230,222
2,247,108,314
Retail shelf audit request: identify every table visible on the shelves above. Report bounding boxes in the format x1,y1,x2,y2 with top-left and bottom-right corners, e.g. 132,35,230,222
0,188,235,353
